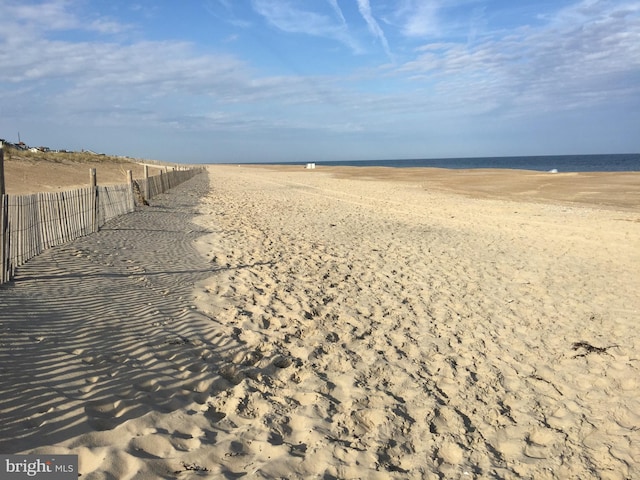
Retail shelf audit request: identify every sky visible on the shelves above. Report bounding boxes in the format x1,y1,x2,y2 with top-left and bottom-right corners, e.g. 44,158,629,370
0,0,639,163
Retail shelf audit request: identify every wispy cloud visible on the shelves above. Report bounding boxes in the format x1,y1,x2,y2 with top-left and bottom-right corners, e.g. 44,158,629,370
1,0,638,159
399,1,440,38
251,0,361,53
356,0,392,58
203,0,252,28
327,0,347,24
1,0,131,34
3,0,77,30
396,0,640,115
0,2,350,131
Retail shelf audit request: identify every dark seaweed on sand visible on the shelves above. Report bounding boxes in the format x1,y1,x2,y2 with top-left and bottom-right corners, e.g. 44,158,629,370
572,341,617,358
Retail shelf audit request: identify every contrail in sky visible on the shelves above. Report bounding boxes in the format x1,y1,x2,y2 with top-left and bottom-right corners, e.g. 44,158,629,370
327,0,347,24
356,0,392,58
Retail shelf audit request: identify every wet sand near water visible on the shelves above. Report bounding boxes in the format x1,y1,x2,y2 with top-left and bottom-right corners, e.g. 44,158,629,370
253,164,640,211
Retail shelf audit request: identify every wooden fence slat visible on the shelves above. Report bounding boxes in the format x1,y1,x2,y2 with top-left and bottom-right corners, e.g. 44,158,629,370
0,167,204,284
41,192,53,248
1,194,8,283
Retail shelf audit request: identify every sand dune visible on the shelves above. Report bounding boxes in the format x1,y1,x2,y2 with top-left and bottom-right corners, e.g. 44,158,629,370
1,165,639,479
2,153,168,194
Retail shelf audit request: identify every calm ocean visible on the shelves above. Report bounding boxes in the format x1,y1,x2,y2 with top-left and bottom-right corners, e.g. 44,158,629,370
277,154,639,172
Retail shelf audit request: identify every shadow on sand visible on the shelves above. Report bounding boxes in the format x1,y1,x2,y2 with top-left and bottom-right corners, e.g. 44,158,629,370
0,173,248,453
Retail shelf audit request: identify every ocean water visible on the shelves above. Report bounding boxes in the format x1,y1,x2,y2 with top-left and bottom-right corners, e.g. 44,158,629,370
288,154,640,172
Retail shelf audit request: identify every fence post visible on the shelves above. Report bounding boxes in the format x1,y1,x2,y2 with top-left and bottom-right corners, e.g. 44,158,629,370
126,170,134,209
143,165,149,199
1,194,8,284
1,141,8,283
0,141,5,195
90,168,98,232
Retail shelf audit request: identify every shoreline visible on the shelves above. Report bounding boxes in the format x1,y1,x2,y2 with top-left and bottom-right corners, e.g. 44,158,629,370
5,157,639,212
241,164,640,212
227,151,640,172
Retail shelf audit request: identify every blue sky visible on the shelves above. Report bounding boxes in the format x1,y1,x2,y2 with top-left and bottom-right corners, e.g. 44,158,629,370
1,0,638,163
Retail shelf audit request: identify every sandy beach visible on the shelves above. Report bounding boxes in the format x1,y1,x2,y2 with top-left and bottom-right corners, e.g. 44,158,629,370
1,164,639,479
2,150,168,194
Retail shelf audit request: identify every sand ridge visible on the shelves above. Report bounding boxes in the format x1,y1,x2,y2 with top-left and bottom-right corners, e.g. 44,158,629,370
0,165,638,478
2,155,168,194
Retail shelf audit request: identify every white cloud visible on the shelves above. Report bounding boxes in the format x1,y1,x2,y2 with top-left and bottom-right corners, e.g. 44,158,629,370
203,0,252,28
1,0,638,159
401,2,440,37
251,0,360,52
0,3,352,132
2,0,77,30
356,0,392,58
0,0,131,34
396,0,640,115
327,0,347,24
88,18,129,35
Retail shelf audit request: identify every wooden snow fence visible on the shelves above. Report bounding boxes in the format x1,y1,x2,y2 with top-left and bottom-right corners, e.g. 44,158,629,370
139,166,205,200
0,165,206,285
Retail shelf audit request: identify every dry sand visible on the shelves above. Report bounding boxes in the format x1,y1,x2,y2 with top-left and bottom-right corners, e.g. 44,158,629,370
1,164,639,479
2,154,168,194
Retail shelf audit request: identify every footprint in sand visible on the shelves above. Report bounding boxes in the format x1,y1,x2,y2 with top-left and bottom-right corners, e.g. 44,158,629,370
429,406,466,436
169,429,203,452
612,406,640,430
437,441,465,465
491,425,528,460
523,428,560,459
72,372,101,393
219,364,245,385
204,404,226,424
272,355,294,369
232,350,263,366
85,399,128,431
186,362,209,373
81,355,99,365
352,408,391,437
127,438,167,460
136,379,160,392
183,378,214,394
